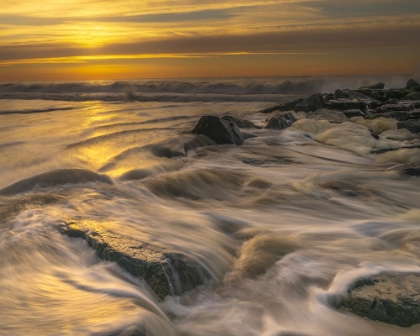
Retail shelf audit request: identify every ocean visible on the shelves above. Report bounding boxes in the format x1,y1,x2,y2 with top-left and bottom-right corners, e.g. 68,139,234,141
0,76,420,336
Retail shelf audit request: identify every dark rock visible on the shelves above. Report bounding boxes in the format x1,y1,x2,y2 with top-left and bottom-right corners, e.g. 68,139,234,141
0,169,113,196
342,109,365,118
373,103,414,114
306,109,349,123
62,223,211,300
406,79,420,90
324,93,335,101
336,273,420,327
400,164,420,176
221,115,260,129
359,82,385,90
365,109,420,122
259,99,303,113
294,94,324,113
405,92,420,100
398,120,420,133
371,145,420,155
192,115,244,145
356,89,386,102
324,100,366,111
370,132,380,139
265,113,297,130
384,89,408,100
334,89,350,100
242,133,257,139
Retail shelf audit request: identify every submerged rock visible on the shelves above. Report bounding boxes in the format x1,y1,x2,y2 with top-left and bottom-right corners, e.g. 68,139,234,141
294,94,324,113
192,115,244,145
406,79,420,91
0,169,113,196
359,82,385,90
62,223,211,300
221,115,260,129
259,99,303,113
337,273,420,327
265,113,297,130
400,164,420,177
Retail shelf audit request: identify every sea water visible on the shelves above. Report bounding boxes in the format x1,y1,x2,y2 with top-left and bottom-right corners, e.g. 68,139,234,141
0,76,420,335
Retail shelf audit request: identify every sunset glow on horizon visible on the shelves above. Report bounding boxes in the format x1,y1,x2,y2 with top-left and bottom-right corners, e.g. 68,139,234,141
1,0,420,81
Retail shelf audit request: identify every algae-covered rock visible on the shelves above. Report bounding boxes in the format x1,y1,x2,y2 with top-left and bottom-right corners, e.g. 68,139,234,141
62,223,211,300
337,273,420,327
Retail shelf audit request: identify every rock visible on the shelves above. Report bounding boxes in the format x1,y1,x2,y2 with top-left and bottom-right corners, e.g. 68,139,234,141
366,111,420,122
356,89,386,102
324,93,335,101
359,82,385,90
405,92,420,100
306,109,349,123
370,131,380,139
334,89,350,100
294,94,323,113
373,103,414,114
265,113,297,130
259,99,303,113
400,164,420,176
398,120,420,133
406,79,420,90
324,100,366,111
336,273,420,327
0,169,113,196
221,115,260,129
342,109,366,118
62,223,211,300
192,115,244,145
384,89,408,100
242,133,257,139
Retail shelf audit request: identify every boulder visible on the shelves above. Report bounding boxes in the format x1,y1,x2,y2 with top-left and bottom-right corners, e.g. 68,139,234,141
400,164,420,177
259,99,303,113
265,113,297,130
366,111,420,122
406,79,420,90
334,89,350,100
294,94,324,113
359,82,385,90
192,115,244,145
336,273,420,327
221,115,260,129
373,103,414,114
62,223,211,300
398,120,420,133
306,109,349,123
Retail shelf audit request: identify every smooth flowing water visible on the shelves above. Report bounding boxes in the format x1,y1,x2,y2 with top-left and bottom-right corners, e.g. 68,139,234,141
1,77,420,336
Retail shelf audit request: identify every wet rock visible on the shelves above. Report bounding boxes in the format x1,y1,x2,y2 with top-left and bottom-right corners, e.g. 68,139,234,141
366,111,420,122
306,109,349,123
259,99,303,113
406,79,420,91
0,169,113,196
265,113,297,130
192,115,244,145
405,92,420,100
294,94,323,113
324,100,366,111
384,89,408,100
373,103,415,114
398,120,420,133
62,223,210,300
337,273,420,327
359,82,385,90
400,164,420,177
242,133,257,139
334,89,350,100
342,109,365,118
370,131,380,139
324,93,335,101
221,115,260,129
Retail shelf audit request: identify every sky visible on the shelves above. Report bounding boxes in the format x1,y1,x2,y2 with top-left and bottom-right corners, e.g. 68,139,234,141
1,0,420,81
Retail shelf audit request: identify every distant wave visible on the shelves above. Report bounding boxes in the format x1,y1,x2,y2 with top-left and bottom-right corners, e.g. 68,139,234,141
0,76,412,102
